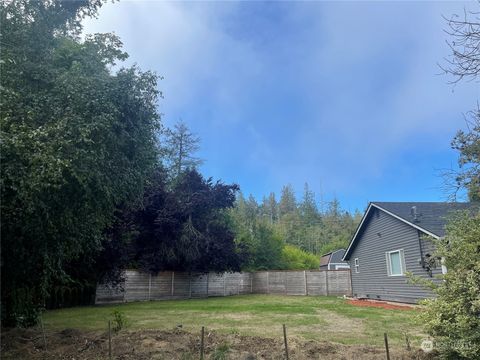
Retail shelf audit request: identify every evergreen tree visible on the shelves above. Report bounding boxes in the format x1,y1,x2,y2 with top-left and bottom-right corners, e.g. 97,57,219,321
300,182,319,223
279,184,297,218
261,192,278,224
163,120,203,177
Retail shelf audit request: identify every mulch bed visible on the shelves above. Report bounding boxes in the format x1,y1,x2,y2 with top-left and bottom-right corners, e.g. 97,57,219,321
347,299,416,310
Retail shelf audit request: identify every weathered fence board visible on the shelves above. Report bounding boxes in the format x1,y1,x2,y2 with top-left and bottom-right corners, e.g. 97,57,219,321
95,269,351,304
252,272,268,294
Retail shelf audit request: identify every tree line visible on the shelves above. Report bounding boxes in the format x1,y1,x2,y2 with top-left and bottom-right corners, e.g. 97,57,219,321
230,186,361,270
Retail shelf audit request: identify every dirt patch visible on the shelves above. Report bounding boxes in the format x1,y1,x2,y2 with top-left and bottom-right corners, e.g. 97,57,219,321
1,327,435,360
315,309,365,333
347,299,417,311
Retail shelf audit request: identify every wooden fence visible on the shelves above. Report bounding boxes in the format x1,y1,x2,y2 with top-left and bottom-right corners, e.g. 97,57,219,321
95,269,352,304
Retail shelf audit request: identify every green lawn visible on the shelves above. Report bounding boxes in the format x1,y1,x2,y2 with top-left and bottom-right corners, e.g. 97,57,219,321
43,295,425,348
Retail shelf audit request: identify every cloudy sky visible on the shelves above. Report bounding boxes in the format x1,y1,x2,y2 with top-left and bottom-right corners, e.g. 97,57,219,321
84,1,478,212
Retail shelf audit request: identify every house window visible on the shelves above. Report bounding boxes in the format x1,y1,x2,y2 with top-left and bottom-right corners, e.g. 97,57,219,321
386,249,406,276
354,258,359,273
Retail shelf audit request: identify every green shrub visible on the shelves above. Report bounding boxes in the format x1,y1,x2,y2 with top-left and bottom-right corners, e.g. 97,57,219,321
111,309,128,333
418,211,480,359
281,245,319,270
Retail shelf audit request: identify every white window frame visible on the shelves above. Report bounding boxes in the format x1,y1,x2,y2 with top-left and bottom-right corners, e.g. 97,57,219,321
386,249,406,276
354,258,359,273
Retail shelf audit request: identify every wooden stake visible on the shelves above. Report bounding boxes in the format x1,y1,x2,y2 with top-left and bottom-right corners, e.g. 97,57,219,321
384,332,390,360
200,326,205,360
108,320,112,360
283,324,289,360
405,333,411,351
39,315,47,351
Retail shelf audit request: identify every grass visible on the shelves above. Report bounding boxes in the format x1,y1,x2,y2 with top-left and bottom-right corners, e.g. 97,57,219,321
43,295,425,348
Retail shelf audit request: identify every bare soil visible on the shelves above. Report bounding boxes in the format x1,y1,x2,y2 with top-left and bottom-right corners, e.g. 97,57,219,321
1,327,437,360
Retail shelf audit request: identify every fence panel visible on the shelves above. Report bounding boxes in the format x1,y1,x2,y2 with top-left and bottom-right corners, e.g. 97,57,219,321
286,271,306,295
150,272,173,300
327,270,352,296
207,273,225,297
305,271,328,296
95,284,125,304
95,269,352,304
268,271,287,294
191,273,208,298
124,270,149,302
252,272,268,294
172,272,190,298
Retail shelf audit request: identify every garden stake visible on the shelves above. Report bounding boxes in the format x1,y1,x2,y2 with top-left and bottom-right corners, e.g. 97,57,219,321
200,326,205,360
384,332,390,360
40,315,47,351
405,333,411,351
283,324,289,360
108,320,112,359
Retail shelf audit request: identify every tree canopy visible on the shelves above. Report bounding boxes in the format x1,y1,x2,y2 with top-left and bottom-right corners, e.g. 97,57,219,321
1,0,161,326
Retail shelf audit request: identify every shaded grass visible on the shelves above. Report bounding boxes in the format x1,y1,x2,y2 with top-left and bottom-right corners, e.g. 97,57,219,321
43,295,424,347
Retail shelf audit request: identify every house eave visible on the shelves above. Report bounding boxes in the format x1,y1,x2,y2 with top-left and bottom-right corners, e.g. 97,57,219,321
342,202,441,261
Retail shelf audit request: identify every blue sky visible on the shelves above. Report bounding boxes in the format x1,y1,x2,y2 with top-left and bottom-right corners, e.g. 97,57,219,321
84,1,478,213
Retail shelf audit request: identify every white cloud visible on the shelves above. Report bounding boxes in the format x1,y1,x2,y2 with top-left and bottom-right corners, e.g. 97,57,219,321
83,1,478,202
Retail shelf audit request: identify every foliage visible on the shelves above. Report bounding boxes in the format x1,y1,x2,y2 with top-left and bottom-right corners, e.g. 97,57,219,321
0,0,161,326
450,109,480,201
230,185,360,270
210,343,230,360
111,309,128,333
129,168,243,273
281,245,320,270
161,120,203,178
418,211,480,359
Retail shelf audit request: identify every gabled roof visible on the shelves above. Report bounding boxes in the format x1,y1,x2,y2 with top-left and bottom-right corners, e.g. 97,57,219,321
320,249,347,266
343,201,477,260
329,249,346,263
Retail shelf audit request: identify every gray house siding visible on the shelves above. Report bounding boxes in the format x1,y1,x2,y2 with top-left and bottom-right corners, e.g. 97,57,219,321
348,207,441,303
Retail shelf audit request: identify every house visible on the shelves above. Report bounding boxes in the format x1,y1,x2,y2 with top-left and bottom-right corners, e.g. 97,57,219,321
319,249,350,270
342,201,475,304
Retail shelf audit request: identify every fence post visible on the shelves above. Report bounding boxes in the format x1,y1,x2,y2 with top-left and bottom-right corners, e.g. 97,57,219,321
171,271,174,297
283,324,289,360
250,272,253,294
325,271,329,296
200,326,205,360
189,272,192,298
148,273,152,301
384,332,390,360
206,272,209,297
267,271,270,294
304,270,307,295
108,320,112,360
223,273,226,296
